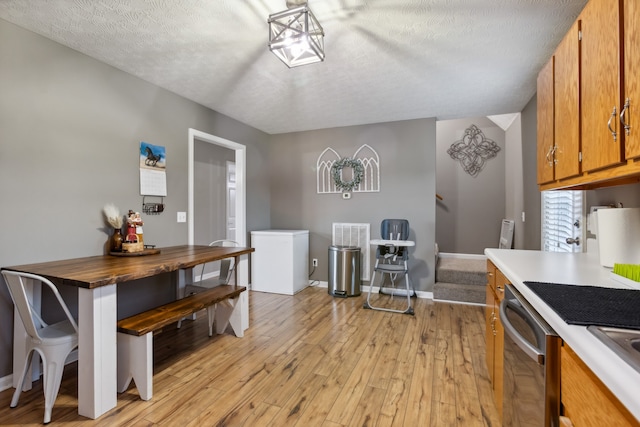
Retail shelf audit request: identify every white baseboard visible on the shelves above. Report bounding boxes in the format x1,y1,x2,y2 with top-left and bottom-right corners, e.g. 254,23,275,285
197,270,221,282
313,281,438,300
309,280,328,288
432,298,486,307
312,282,434,299
0,374,12,392
438,252,486,260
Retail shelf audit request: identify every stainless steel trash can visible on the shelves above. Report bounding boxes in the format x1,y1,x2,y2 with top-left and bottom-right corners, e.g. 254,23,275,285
328,245,361,297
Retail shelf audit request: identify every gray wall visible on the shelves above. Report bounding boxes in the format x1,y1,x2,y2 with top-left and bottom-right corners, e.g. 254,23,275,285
505,115,524,248
436,118,506,254
0,19,271,378
588,184,640,208
586,182,640,240
521,95,542,250
267,119,437,292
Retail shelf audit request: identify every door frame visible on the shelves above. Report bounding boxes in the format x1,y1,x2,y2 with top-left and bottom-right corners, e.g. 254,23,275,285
187,128,247,286
226,160,236,241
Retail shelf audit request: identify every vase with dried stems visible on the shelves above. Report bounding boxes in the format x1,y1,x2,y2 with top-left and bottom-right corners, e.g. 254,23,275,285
103,203,124,252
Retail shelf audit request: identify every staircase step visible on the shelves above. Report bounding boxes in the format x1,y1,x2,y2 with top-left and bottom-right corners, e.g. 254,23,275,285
433,282,485,305
436,257,486,286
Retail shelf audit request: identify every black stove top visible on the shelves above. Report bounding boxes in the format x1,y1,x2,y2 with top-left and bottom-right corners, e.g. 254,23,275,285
523,281,640,330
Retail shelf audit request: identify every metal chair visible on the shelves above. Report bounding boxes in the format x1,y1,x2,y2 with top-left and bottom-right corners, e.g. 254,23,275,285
178,239,238,335
1,270,79,424
363,219,415,315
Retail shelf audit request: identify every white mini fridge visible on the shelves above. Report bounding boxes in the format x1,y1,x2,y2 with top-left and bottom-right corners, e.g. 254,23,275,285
250,230,309,295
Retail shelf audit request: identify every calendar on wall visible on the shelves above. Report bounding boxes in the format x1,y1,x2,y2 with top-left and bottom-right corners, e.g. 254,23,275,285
139,142,167,196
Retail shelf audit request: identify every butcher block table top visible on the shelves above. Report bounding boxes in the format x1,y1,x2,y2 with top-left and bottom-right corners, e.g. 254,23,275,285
2,245,255,289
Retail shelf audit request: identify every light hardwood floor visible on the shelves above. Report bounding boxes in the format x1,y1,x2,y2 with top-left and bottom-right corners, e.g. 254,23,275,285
0,286,501,426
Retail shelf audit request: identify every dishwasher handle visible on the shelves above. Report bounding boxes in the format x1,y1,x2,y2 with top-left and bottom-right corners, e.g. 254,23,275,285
500,297,545,364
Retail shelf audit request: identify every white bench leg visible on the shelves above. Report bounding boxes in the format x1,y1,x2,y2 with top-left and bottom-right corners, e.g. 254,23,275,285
117,332,153,400
207,304,217,337
215,295,244,337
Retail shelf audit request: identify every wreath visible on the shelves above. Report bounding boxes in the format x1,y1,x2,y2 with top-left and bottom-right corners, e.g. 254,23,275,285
331,157,364,191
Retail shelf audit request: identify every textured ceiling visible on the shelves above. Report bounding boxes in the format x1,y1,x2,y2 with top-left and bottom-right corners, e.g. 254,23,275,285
0,0,588,134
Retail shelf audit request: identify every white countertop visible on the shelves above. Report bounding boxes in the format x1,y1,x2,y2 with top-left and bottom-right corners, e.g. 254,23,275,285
485,248,640,423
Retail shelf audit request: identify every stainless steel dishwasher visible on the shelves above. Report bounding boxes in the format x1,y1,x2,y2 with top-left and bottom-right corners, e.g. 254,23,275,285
500,284,561,427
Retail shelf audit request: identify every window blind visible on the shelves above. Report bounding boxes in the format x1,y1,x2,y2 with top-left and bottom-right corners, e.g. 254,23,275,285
541,190,583,253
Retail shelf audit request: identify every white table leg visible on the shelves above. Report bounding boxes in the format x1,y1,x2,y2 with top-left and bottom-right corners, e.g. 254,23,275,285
177,268,197,321
237,256,250,331
77,284,117,419
176,268,191,298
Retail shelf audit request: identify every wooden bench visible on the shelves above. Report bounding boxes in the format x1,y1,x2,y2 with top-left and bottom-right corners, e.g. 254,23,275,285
116,284,247,400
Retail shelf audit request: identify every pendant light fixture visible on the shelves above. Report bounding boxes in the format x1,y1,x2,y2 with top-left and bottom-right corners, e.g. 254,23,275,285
268,0,325,68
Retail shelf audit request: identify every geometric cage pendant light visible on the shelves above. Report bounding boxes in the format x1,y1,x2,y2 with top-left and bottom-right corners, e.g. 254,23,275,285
268,0,325,68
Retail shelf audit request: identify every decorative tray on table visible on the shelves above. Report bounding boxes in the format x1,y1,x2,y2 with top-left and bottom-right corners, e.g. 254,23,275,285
110,248,161,257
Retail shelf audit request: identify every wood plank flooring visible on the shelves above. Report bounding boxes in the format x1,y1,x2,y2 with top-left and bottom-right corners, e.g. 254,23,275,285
0,287,501,426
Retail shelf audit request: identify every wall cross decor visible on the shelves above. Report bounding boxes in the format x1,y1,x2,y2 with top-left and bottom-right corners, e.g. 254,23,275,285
316,144,380,193
447,124,500,177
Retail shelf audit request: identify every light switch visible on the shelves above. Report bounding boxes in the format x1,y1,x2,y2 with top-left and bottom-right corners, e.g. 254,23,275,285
177,212,187,223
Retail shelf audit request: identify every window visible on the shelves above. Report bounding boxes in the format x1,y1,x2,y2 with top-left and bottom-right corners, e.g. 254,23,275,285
541,190,584,253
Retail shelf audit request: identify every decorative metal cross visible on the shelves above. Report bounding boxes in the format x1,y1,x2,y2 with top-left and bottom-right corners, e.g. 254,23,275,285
447,124,501,177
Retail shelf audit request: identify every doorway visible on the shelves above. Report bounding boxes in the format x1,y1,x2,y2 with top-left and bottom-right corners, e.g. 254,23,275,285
226,161,236,241
187,128,247,286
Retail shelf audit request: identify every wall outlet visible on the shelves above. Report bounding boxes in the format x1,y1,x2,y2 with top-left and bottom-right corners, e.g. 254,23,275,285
177,212,187,223
312,258,318,267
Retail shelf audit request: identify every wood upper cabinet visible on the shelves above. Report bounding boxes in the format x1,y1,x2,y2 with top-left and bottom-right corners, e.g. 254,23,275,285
623,0,640,159
537,21,581,185
554,20,581,180
580,0,624,172
538,0,640,190
537,57,555,185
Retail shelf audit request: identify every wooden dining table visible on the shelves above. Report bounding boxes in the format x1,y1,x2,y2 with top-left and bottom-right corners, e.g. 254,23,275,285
2,244,254,419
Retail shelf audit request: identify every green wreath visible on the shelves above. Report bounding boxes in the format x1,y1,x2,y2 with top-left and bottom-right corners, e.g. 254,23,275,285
331,158,364,191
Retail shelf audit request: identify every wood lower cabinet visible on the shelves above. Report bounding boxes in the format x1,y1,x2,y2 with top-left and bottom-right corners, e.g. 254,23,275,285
561,344,638,426
485,260,505,418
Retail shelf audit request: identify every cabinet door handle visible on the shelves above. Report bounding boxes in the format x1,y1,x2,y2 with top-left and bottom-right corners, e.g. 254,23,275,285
608,106,618,142
620,98,631,136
